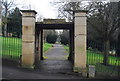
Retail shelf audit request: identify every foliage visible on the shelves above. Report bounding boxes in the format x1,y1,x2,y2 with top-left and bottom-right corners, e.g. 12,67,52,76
51,2,90,22
116,2,120,57
43,43,53,53
1,0,16,36
7,7,22,38
46,30,58,44
60,30,69,45
87,2,120,65
64,45,69,55
53,1,120,65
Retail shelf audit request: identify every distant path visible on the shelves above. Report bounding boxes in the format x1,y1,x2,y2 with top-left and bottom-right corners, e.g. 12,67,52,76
38,44,73,73
45,44,68,60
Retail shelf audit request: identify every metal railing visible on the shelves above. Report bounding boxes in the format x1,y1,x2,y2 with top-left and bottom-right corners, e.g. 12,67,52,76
87,40,120,78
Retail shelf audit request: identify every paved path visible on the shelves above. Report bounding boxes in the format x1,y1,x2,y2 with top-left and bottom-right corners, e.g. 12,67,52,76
2,65,81,79
1,44,118,80
45,44,68,60
2,44,81,79
38,44,73,73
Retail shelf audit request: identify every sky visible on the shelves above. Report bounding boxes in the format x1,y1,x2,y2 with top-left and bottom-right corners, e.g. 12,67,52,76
15,0,63,32
16,0,58,19
15,0,111,20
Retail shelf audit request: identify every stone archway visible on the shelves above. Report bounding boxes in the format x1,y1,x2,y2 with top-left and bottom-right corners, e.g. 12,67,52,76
21,10,87,73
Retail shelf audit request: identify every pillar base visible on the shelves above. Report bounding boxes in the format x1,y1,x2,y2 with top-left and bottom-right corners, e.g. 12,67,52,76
73,67,88,77
68,56,71,60
22,64,35,69
41,57,44,60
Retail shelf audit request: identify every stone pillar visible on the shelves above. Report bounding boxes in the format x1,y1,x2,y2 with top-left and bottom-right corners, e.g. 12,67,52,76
37,29,43,60
38,30,42,60
41,30,44,60
21,10,37,68
74,10,87,73
0,5,2,36
0,5,1,79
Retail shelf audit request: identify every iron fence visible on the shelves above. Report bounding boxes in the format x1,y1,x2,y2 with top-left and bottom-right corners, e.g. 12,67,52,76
1,26,22,61
87,40,120,78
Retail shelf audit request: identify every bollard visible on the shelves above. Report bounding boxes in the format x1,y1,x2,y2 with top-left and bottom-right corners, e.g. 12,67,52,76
88,65,95,78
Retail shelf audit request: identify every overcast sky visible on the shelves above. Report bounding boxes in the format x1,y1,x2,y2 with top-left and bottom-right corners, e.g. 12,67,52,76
15,0,64,32
16,0,58,19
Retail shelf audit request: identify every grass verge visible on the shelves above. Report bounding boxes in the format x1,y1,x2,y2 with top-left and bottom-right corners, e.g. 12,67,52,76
43,43,53,59
43,43,53,53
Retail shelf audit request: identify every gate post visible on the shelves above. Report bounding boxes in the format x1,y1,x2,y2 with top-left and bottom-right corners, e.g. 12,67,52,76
0,4,2,36
21,10,37,68
74,10,87,74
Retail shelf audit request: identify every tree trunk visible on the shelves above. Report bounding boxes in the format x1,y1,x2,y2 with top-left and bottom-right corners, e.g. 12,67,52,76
103,40,110,65
117,32,120,57
4,24,7,36
4,8,8,37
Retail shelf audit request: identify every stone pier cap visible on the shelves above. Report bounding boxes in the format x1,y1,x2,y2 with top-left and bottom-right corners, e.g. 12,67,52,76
20,10,37,17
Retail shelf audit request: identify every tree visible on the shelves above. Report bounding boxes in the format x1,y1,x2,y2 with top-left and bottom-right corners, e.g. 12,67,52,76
51,1,94,22
60,30,69,45
1,0,16,36
7,7,22,38
43,30,53,42
52,1,120,65
116,32,120,57
46,30,58,44
116,1,120,57
52,2,81,22
87,2,119,65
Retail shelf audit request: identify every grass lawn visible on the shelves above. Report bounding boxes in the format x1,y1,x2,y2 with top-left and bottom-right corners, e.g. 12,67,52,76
64,45,69,53
64,45,119,76
87,50,120,66
43,43,53,53
64,45,120,66
43,43,53,59
63,45,70,59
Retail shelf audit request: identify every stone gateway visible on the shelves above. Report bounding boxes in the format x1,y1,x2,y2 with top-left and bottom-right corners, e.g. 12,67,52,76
21,10,87,73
